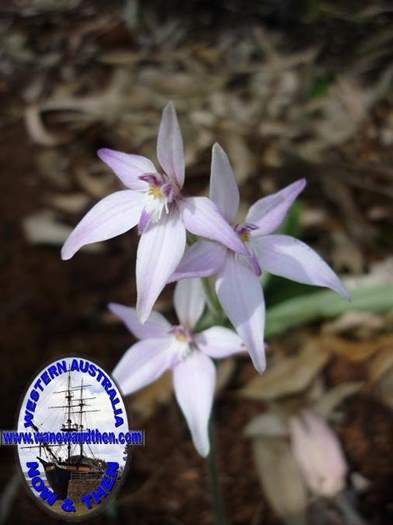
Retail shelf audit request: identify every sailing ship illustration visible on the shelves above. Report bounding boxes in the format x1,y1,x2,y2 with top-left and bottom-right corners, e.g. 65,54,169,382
25,370,107,499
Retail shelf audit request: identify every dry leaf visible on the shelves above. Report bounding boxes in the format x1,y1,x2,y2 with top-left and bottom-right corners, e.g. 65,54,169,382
99,51,141,66
344,257,393,289
252,437,308,525
131,372,173,421
216,359,236,393
35,150,71,190
49,193,91,214
23,210,72,246
222,132,255,185
244,412,288,438
311,77,369,148
313,382,363,419
322,312,384,337
239,344,330,401
318,334,393,363
24,104,68,146
368,347,393,384
330,231,364,274
23,210,103,252
75,168,115,198
371,364,393,409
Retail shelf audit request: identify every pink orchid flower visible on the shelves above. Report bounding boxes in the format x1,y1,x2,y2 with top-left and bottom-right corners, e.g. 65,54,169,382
110,278,245,457
61,104,246,323
290,411,348,498
171,144,350,373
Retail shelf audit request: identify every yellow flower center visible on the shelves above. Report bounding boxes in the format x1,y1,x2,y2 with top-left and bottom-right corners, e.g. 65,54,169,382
148,185,164,199
175,332,189,342
240,231,250,242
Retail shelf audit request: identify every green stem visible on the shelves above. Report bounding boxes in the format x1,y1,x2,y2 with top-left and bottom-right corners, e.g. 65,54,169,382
202,278,221,318
334,492,367,525
104,500,119,522
206,418,229,525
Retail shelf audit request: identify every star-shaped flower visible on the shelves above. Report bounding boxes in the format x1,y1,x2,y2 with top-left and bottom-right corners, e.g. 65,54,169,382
61,104,246,322
110,278,245,456
170,144,350,372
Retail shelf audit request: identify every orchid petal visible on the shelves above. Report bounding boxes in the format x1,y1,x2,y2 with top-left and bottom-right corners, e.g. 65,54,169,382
290,412,347,497
108,303,171,340
169,240,227,282
113,337,175,396
181,197,247,255
195,327,246,359
247,179,306,236
157,102,185,188
252,234,350,300
215,255,266,373
61,190,142,260
138,209,152,234
303,413,347,482
97,148,155,190
173,352,215,457
174,278,205,329
136,208,186,323
210,143,239,223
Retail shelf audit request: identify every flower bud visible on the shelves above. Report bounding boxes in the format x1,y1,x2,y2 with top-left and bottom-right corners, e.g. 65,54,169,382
289,411,347,498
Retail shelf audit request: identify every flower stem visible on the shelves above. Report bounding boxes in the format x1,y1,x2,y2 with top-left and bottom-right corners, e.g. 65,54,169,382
206,418,230,525
334,492,367,525
202,278,223,322
202,277,221,315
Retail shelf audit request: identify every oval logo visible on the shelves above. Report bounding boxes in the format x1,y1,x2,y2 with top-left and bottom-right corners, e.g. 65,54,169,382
16,357,132,519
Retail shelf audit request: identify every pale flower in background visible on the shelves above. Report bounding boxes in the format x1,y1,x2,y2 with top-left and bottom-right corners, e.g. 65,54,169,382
289,411,348,498
61,103,246,323
171,143,350,373
110,278,245,457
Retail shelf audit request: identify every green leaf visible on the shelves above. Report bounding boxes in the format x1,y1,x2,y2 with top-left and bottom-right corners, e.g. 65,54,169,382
304,74,333,100
266,278,316,306
266,283,393,338
279,201,302,238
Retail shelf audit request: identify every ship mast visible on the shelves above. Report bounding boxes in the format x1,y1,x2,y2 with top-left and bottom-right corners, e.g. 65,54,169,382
78,378,84,457
49,367,98,463
22,422,60,462
64,370,73,461
23,366,100,465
